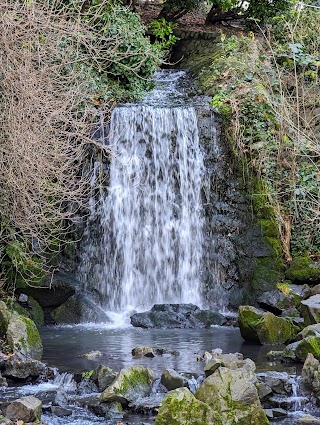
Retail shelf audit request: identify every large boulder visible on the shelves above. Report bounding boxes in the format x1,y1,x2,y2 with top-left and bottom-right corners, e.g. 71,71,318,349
300,295,320,325
6,315,43,359
51,294,110,324
302,353,320,393
154,388,223,425
100,366,154,405
238,306,298,345
2,356,50,380
5,396,42,422
285,336,320,362
195,365,269,425
130,304,226,329
13,297,44,327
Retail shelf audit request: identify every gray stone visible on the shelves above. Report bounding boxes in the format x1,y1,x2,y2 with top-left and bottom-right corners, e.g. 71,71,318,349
88,401,123,420
258,290,293,314
132,347,155,357
257,382,273,399
204,358,223,377
160,369,188,391
6,315,43,359
18,294,28,303
100,366,154,405
257,372,291,395
294,414,320,424
0,417,13,425
273,408,287,417
0,372,7,387
81,350,103,360
51,295,110,324
302,353,320,392
92,365,117,392
130,304,226,329
2,357,49,380
5,396,42,422
300,295,320,325
50,406,72,416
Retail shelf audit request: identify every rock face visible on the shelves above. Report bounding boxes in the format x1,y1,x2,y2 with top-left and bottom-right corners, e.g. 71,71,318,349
154,388,223,425
6,315,43,359
130,304,226,329
5,396,42,422
238,306,298,345
300,295,320,325
100,366,154,405
51,294,110,324
195,359,269,425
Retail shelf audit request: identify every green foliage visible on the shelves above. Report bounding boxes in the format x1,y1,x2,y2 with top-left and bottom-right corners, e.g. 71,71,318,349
82,369,94,379
149,18,179,50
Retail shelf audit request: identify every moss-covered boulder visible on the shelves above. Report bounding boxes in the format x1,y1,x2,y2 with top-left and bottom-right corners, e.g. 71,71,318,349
286,256,320,284
238,306,264,342
0,301,11,337
154,387,222,425
12,297,44,327
195,366,269,425
285,336,320,362
100,365,154,405
255,312,299,345
6,315,43,360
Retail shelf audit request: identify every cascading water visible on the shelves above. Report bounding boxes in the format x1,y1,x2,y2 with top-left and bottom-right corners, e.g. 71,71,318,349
79,71,206,314
79,72,205,313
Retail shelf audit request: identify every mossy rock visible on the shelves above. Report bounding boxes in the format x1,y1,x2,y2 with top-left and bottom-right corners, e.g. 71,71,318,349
12,298,44,327
0,301,11,337
100,365,154,405
255,312,299,345
195,367,269,425
295,336,320,362
6,315,43,360
286,256,320,284
155,387,222,425
259,219,279,238
238,306,264,342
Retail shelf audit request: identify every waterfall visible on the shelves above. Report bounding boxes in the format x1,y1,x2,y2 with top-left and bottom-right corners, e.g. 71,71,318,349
80,99,205,313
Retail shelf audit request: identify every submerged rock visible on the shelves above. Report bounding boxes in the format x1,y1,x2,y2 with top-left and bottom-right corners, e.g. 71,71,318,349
5,396,42,422
130,304,226,329
154,387,223,425
6,315,43,360
100,365,154,405
89,401,123,420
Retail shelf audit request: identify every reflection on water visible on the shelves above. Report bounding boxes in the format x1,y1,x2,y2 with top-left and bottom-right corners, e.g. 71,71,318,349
40,325,298,375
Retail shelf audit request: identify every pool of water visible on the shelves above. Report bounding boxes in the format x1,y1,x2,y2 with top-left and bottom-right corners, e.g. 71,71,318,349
40,324,298,375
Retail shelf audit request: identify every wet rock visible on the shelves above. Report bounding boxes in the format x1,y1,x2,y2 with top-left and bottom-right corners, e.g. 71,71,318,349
54,389,69,406
130,304,226,329
294,414,320,424
0,302,11,337
300,295,320,326
256,382,273,400
281,307,302,318
81,350,103,360
50,406,72,416
311,284,320,296
160,369,188,391
100,365,154,405
6,315,43,359
257,372,292,395
295,324,320,341
89,401,123,420
92,365,117,392
272,407,287,417
51,294,110,324
5,396,42,422
132,347,155,357
130,393,165,415
195,365,269,425
2,356,50,380
154,387,222,425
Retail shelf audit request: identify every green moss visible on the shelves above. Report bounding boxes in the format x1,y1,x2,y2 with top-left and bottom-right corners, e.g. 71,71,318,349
114,368,152,395
259,219,279,238
238,306,263,342
295,336,320,362
251,257,282,292
286,255,320,283
255,312,299,345
19,315,42,351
